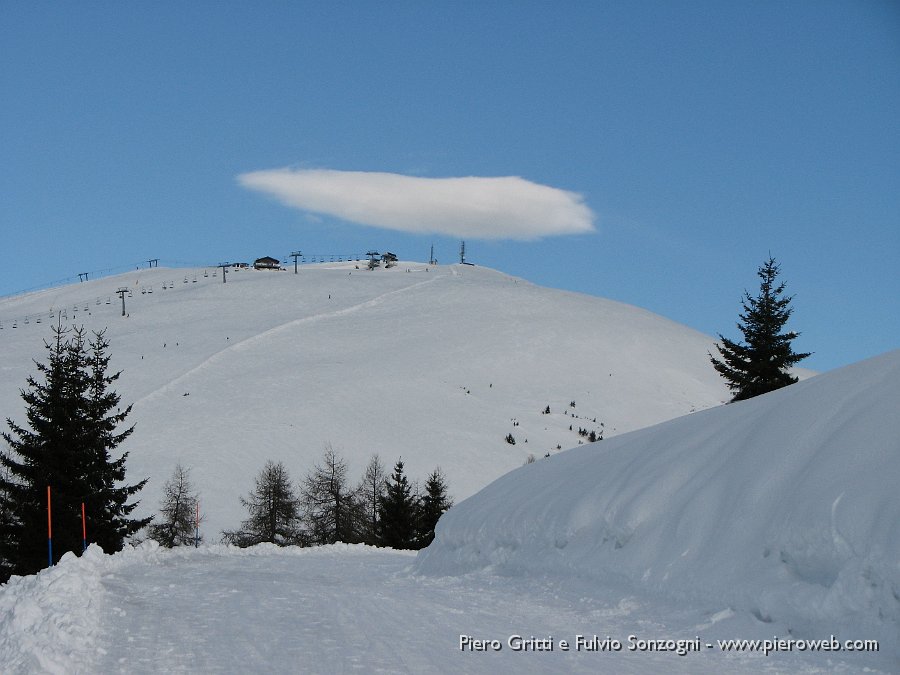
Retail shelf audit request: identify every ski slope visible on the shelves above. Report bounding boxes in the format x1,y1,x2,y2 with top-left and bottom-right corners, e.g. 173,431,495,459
0,262,730,537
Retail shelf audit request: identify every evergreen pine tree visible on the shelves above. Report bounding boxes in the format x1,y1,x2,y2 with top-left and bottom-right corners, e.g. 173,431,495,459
416,467,452,548
148,464,201,547
711,256,811,401
1,325,78,578
222,460,301,547
376,459,418,550
0,324,148,580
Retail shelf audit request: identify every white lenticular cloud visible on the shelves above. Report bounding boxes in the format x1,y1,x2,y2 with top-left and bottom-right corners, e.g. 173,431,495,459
237,168,595,240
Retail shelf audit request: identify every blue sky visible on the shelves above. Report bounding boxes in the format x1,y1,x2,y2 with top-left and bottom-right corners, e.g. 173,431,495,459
2,1,897,372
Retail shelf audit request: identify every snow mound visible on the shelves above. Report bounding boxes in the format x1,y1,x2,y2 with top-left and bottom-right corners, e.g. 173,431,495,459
0,545,108,674
415,350,900,656
0,541,403,673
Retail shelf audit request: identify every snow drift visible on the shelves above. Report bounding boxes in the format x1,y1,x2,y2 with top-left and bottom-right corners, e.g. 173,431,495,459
415,350,900,655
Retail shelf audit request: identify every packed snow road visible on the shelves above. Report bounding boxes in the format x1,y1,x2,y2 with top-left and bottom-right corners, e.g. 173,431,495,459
2,543,882,674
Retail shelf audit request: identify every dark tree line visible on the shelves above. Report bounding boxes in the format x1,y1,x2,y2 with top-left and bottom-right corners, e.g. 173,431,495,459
221,450,452,551
0,324,149,581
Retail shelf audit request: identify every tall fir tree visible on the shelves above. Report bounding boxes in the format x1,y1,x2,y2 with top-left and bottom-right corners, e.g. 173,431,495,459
376,459,418,550
2,325,74,577
0,324,148,580
416,467,453,548
710,256,811,401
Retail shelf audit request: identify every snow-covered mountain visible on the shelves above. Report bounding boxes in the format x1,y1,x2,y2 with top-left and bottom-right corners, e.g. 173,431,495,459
2,263,893,672
0,262,729,537
415,349,900,661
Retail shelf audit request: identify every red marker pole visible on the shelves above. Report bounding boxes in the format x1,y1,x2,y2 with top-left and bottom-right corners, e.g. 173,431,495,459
81,502,87,553
195,501,200,548
47,486,53,567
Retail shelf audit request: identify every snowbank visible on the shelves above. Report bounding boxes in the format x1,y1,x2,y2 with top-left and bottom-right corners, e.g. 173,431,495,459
0,541,405,674
0,546,109,674
415,350,900,656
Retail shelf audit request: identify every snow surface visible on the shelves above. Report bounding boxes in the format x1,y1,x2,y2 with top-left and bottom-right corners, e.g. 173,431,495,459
416,350,900,668
1,541,888,673
0,262,730,538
